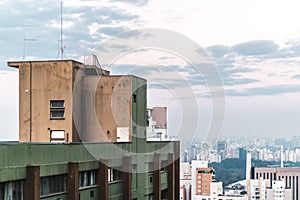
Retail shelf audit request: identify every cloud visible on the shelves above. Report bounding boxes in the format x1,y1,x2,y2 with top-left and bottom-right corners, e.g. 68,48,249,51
292,74,300,79
110,0,149,6
227,85,300,97
206,45,230,58
98,27,131,36
0,0,140,61
223,78,260,86
231,40,279,56
205,40,300,97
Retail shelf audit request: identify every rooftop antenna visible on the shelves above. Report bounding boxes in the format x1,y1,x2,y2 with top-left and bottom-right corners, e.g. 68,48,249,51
60,0,64,59
23,24,37,60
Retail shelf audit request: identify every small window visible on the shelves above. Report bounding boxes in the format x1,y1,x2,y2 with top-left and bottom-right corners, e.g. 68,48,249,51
3,181,23,199
50,111,65,119
50,100,65,108
108,168,122,182
40,175,67,197
50,130,65,142
50,100,65,119
132,94,137,102
90,190,94,197
79,171,97,188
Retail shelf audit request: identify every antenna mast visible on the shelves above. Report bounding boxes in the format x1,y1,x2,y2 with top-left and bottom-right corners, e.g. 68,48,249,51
60,0,64,59
23,24,37,60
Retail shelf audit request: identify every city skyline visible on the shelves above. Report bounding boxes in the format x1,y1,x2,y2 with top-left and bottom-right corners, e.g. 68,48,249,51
1,0,300,141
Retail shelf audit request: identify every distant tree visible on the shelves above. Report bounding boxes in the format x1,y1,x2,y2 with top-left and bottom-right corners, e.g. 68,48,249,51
210,158,300,186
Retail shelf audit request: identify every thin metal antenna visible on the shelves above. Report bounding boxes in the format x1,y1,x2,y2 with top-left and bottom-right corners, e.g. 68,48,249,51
60,0,64,59
23,24,37,60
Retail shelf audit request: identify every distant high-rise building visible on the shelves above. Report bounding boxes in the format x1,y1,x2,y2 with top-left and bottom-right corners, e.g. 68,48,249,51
191,160,210,197
239,148,247,160
217,140,227,152
254,167,300,200
194,167,215,196
188,145,198,161
147,107,169,141
249,179,267,200
180,162,192,200
266,180,292,200
195,181,247,200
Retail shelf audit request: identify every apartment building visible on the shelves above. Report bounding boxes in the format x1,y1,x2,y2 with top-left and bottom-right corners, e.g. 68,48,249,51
1,59,180,200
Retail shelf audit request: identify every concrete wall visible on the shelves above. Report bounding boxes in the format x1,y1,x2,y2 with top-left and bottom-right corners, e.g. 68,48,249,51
8,60,146,143
81,76,133,142
8,61,77,142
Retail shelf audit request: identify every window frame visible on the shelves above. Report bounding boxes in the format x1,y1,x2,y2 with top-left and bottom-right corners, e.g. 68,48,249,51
50,100,65,109
50,100,65,120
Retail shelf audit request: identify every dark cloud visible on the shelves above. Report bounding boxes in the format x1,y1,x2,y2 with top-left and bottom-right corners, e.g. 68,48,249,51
231,40,279,56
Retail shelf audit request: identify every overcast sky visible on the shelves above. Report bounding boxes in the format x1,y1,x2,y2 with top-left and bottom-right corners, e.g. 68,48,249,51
1,0,300,141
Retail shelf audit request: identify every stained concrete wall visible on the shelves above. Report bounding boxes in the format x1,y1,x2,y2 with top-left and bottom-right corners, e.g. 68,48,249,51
80,76,134,142
8,61,78,142
8,60,145,143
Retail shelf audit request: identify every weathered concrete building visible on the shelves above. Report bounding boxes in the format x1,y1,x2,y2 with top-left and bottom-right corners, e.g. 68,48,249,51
1,59,180,200
8,60,143,143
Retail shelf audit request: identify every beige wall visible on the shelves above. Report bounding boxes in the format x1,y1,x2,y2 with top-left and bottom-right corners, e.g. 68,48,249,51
10,61,75,142
9,60,136,143
81,76,133,142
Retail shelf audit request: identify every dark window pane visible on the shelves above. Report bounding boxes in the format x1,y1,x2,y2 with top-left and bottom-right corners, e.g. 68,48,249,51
50,100,64,108
50,111,65,119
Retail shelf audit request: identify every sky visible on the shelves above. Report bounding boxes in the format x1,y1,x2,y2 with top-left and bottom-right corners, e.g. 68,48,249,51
0,0,300,141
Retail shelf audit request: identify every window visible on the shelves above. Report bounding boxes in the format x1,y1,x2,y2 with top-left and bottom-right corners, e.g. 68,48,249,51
50,110,64,119
132,94,137,102
40,175,67,197
50,100,64,108
161,189,168,200
50,100,65,119
79,171,96,188
90,190,94,197
148,194,154,200
108,168,122,182
50,130,65,142
2,181,23,200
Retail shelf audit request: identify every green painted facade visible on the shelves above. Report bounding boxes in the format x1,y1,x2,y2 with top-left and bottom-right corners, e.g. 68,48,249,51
0,141,178,199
